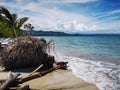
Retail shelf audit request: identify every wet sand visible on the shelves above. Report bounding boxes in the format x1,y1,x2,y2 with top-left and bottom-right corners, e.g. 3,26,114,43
0,68,99,90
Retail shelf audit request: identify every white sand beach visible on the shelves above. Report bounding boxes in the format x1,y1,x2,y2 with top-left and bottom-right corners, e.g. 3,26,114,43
0,68,99,90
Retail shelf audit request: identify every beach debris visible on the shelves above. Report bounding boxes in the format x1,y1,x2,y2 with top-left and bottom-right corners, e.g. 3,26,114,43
9,85,31,90
0,42,4,52
0,36,68,89
18,62,68,83
0,62,68,90
56,62,68,70
0,36,55,70
0,71,20,90
27,64,43,77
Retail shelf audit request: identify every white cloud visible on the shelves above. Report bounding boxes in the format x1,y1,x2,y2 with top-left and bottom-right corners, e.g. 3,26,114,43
76,24,86,31
95,20,120,31
16,2,95,31
89,25,96,31
94,9,120,21
60,0,97,3
0,0,120,33
107,9,120,15
39,0,97,3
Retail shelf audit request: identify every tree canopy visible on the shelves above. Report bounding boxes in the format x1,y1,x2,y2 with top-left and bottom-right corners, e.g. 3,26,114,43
0,6,29,37
24,23,34,35
24,23,34,31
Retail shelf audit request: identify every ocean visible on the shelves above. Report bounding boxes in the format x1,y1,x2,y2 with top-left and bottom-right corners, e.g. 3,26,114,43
1,36,120,90
37,36,120,90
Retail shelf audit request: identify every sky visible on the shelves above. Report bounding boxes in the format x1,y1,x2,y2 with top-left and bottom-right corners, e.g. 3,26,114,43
0,0,120,33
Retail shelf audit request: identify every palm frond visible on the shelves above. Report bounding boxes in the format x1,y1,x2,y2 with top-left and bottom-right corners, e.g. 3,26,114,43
0,15,8,24
17,17,29,28
0,14,3,21
11,13,18,24
0,6,13,23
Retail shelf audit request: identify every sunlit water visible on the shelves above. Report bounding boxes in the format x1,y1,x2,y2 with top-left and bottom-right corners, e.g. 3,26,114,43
37,36,120,90
1,36,120,90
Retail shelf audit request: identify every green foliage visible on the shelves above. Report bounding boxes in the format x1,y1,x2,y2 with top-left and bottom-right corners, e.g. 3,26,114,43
17,17,29,28
24,23,34,31
0,6,29,37
24,23,34,35
0,22,13,37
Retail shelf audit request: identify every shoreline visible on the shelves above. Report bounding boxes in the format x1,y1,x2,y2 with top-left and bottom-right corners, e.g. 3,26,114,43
0,67,99,90
1,37,120,90
56,55,120,90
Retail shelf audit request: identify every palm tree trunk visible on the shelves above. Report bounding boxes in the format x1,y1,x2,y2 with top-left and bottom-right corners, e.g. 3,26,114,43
13,27,17,37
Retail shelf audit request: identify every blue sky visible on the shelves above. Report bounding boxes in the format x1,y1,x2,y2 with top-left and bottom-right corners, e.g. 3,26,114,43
0,0,120,33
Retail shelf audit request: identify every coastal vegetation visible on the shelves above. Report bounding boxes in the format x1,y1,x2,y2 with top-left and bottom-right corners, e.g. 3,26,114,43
0,6,28,38
24,23,34,31
0,6,99,90
0,6,58,70
0,6,57,70
0,36,68,89
24,23,34,35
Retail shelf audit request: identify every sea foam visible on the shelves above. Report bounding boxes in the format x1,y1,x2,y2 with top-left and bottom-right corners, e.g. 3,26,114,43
55,54,120,90
1,38,120,90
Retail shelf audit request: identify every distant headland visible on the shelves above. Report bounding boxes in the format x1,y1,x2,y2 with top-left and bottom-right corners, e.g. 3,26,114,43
24,30,120,36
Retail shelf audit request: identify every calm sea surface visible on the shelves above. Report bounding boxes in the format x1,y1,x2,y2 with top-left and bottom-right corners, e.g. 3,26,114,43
37,36,120,64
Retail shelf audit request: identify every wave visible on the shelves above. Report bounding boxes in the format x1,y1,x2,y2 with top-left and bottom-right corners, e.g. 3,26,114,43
55,53,120,90
1,38,120,90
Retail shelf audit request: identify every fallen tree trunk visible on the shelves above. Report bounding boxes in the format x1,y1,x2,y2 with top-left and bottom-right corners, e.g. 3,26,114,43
18,61,68,83
9,85,32,90
18,68,55,84
0,62,68,90
0,72,20,90
0,36,54,70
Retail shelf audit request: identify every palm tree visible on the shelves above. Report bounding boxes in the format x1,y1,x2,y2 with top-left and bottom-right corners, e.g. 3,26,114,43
24,23,34,35
0,12,13,37
24,23,34,31
0,22,13,37
0,6,29,37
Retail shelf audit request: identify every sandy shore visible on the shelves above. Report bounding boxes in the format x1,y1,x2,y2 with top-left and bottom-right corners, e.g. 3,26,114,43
0,68,99,90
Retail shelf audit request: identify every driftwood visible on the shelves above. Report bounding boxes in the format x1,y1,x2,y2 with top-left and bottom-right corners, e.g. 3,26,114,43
0,43,3,52
19,62,68,83
26,64,43,77
18,68,54,84
0,72,20,90
0,62,68,90
0,64,43,90
9,85,31,90
0,64,43,83
0,36,68,89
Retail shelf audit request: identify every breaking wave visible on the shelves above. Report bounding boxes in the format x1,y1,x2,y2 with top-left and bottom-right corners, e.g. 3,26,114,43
56,55,120,90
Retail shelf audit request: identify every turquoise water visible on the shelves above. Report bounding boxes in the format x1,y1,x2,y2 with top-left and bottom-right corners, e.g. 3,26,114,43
1,36,120,90
37,36,120,64
37,36,120,90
